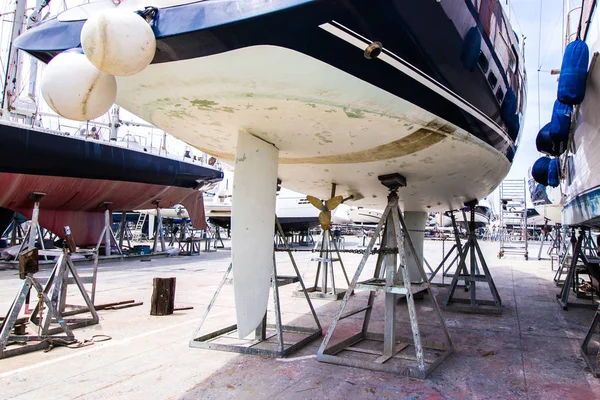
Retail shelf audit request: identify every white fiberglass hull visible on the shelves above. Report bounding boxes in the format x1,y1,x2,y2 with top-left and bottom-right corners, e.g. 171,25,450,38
116,46,510,211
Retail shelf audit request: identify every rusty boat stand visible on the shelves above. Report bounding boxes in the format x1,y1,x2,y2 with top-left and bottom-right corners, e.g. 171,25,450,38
189,216,322,357
317,173,453,379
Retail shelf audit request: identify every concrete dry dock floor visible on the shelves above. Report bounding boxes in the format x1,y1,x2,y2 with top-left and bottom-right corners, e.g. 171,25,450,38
0,239,599,399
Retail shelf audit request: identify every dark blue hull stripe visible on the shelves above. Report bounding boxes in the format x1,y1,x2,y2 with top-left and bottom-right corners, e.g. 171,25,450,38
325,20,510,144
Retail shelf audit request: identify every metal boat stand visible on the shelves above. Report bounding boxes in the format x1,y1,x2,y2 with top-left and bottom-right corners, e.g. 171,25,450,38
583,229,598,256
549,224,569,270
550,224,567,256
444,202,502,314
18,192,48,260
581,304,600,378
556,228,600,310
151,200,166,254
295,183,351,300
116,211,133,251
167,219,188,248
427,212,466,287
7,211,25,246
212,226,225,249
536,218,554,260
293,228,351,300
95,202,123,257
30,246,99,333
0,249,75,359
554,228,576,285
189,216,322,357
317,174,453,379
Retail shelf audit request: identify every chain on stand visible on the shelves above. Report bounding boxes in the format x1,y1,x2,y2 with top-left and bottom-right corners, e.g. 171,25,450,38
37,290,44,336
274,247,399,255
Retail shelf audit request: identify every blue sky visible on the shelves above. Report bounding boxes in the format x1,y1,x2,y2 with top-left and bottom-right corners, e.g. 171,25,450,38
506,0,566,179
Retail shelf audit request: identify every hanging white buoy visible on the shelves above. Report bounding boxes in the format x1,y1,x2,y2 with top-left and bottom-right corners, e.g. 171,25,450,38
41,49,117,121
80,10,156,76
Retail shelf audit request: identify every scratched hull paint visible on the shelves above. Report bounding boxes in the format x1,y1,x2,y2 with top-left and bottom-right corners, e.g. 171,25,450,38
15,0,525,211
0,123,223,246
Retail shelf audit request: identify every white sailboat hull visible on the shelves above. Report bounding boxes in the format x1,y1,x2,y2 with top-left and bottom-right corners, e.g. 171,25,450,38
116,46,510,212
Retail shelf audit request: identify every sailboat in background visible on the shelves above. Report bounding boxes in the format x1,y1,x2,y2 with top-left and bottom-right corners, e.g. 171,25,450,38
0,0,223,247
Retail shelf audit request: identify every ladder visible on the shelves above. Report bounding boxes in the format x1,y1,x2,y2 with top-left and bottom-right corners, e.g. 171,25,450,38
498,178,528,260
133,212,147,241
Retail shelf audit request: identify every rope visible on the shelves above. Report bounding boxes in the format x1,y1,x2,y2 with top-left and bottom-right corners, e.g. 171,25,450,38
42,334,112,353
576,0,585,39
274,247,399,255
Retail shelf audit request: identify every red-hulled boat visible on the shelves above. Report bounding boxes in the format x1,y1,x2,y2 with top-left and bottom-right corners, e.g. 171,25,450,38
0,121,223,246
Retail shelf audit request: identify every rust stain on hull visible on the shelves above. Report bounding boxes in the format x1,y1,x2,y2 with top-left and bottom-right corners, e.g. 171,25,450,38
201,128,446,165
280,128,446,164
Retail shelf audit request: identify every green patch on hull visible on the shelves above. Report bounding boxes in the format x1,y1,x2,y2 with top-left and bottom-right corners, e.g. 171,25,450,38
343,108,365,119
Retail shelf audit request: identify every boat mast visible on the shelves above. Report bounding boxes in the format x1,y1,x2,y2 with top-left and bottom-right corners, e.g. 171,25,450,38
25,0,46,125
2,0,27,115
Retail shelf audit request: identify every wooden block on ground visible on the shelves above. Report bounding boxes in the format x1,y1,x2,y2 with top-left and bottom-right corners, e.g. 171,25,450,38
150,277,176,316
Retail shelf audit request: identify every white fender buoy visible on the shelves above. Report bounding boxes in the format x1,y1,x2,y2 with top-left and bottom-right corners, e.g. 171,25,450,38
41,49,117,121
81,10,156,76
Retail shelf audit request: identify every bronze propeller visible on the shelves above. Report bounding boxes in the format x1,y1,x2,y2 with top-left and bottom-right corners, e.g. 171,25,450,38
306,195,344,231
